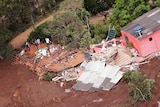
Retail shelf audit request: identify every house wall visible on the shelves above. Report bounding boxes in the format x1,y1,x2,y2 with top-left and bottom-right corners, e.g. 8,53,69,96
121,31,141,53
155,30,160,49
139,29,160,56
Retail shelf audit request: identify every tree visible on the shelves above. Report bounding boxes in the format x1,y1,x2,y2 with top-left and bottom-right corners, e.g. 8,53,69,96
0,25,14,59
28,22,50,43
59,0,83,11
109,0,151,36
80,30,92,49
84,0,97,14
0,0,31,27
154,0,160,7
123,71,155,103
47,11,91,49
75,8,91,25
84,0,115,15
92,23,109,44
0,0,31,58
41,0,56,14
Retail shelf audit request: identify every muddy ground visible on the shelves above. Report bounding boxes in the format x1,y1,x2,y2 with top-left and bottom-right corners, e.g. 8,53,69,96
0,57,160,107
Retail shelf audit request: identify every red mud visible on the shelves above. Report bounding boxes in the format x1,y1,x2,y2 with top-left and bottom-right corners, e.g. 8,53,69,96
0,58,160,107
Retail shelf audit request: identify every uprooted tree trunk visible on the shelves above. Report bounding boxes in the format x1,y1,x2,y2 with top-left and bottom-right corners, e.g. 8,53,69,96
135,87,146,101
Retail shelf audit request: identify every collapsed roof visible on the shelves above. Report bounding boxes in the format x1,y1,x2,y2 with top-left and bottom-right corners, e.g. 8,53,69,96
72,61,124,91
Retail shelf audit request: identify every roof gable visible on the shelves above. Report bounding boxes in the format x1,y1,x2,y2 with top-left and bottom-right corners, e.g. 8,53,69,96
121,7,160,40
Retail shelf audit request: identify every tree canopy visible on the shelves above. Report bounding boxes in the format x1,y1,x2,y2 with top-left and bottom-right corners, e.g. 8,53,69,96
123,71,155,103
0,0,60,59
28,0,92,50
41,0,56,15
47,11,91,49
28,22,50,43
109,0,151,36
84,0,115,15
154,0,160,7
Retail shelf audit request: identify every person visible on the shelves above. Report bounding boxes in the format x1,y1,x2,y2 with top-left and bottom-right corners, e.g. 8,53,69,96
49,41,55,53
36,38,40,49
84,52,92,62
45,37,50,55
34,39,38,50
25,41,30,52
103,11,108,20
45,38,50,45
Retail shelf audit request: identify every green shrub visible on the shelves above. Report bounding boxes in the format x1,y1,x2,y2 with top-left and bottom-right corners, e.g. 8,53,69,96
89,22,109,44
0,44,14,59
127,42,133,47
28,22,50,43
123,71,155,103
42,72,55,81
84,0,115,15
129,72,144,84
122,70,132,81
75,8,91,24
153,0,160,7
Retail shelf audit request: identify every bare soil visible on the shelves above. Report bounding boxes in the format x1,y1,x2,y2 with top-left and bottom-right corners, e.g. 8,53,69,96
0,58,160,107
0,59,129,107
89,14,105,25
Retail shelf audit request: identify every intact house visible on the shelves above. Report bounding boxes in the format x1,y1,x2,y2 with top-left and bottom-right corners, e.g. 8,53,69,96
121,7,160,57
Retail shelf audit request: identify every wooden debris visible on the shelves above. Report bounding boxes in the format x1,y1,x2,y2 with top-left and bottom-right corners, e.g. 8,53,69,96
52,97,62,103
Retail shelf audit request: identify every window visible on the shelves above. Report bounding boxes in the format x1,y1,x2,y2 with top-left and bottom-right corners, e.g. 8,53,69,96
149,37,152,41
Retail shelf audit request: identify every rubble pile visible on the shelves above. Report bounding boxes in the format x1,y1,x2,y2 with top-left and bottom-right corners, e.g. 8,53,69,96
14,43,84,79
14,38,160,92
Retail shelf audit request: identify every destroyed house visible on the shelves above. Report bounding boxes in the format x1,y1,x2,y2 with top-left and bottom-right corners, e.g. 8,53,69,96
121,7,160,57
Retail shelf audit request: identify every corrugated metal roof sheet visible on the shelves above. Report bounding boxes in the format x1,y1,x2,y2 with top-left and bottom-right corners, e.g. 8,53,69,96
115,50,133,66
121,7,160,39
99,65,112,78
110,71,124,83
85,61,95,71
80,83,93,91
72,81,82,89
102,82,115,91
100,78,111,88
85,61,106,72
92,77,105,88
72,61,123,91
77,72,90,81
83,72,96,84
105,66,120,78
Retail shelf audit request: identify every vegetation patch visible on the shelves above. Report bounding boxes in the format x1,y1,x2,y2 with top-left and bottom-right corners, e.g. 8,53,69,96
42,72,55,81
84,0,115,15
28,22,50,43
109,0,151,36
123,71,155,103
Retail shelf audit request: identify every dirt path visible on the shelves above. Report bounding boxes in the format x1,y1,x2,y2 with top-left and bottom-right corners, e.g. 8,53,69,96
10,14,104,49
89,14,105,25
10,15,53,49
